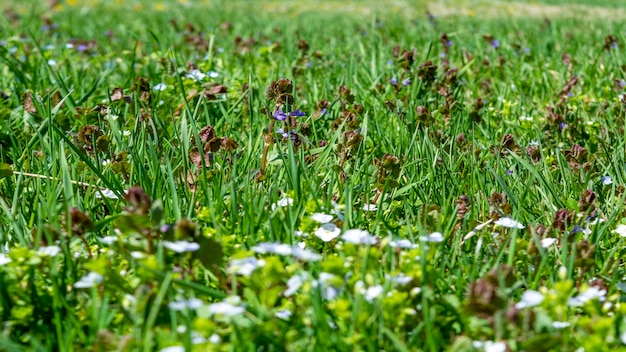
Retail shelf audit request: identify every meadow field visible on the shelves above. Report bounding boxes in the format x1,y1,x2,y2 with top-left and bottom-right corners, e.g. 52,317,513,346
1,0,626,350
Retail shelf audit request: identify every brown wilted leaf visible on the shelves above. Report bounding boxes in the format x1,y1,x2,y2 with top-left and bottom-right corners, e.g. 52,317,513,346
199,125,216,144
22,91,37,113
111,87,124,102
189,147,211,167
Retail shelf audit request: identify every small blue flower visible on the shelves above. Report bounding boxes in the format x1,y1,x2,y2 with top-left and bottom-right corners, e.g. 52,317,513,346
389,78,398,85
559,122,567,130
601,176,613,185
506,170,513,175
289,109,306,117
446,40,453,47
402,78,411,86
524,47,530,54
440,52,447,59
491,40,499,49
320,108,327,116
620,80,626,88
273,110,287,121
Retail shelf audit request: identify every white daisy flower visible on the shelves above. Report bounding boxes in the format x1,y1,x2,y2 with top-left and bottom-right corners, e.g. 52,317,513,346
37,246,61,257
615,224,626,237
515,290,544,309
389,239,417,249
163,241,200,253
0,254,11,266
74,272,103,288
568,286,607,306
494,217,525,229
228,257,265,276
362,204,378,211
207,297,246,316
310,212,333,224
540,238,557,248
314,223,341,242
342,229,377,244
271,197,294,210
153,83,167,91
251,242,293,256
420,232,444,243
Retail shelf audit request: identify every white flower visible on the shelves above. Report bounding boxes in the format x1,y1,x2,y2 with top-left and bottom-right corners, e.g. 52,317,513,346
515,290,544,309
94,188,121,199
160,347,185,352
228,257,265,276
207,297,246,316
314,223,341,242
365,285,384,303
37,246,61,257
420,232,444,243
163,241,200,253
252,242,293,256
342,229,377,244
389,239,417,249
271,197,294,210
208,71,220,78
169,298,203,311
74,272,103,288
602,176,613,185
519,115,533,121
284,273,308,297
275,309,292,320
311,212,334,224
0,254,11,266
292,247,322,262
130,251,145,259
568,286,607,306
48,59,57,66
209,333,221,344
472,341,507,352
313,273,340,300
186,69,206,81
389,274,413,285
494,217,525,229
100,236,117,245
541,238,557,248
615,224,626,237
362,204,378,211
153,83,167,91
552,321,571,329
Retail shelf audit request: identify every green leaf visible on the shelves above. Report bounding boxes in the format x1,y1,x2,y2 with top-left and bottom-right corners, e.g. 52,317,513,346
192,237,223,268
0,163,12,179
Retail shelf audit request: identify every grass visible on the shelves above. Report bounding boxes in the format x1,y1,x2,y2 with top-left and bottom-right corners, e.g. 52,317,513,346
1,0,626,351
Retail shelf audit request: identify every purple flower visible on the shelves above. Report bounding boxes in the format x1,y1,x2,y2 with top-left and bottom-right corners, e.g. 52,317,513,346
289,109,306,117
320,108,327,116
273,110,287,121
524,47,530,54
620,80,626,88
491,40,499,49
387,60,393,66
446,40,453,47
276,128,289,138
506,170,513,175
306,61,312,68
77,44,89,52
569,225,583,236
389,78,398,85
402,78,411,86
559,122,567,130
440,52,447,59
